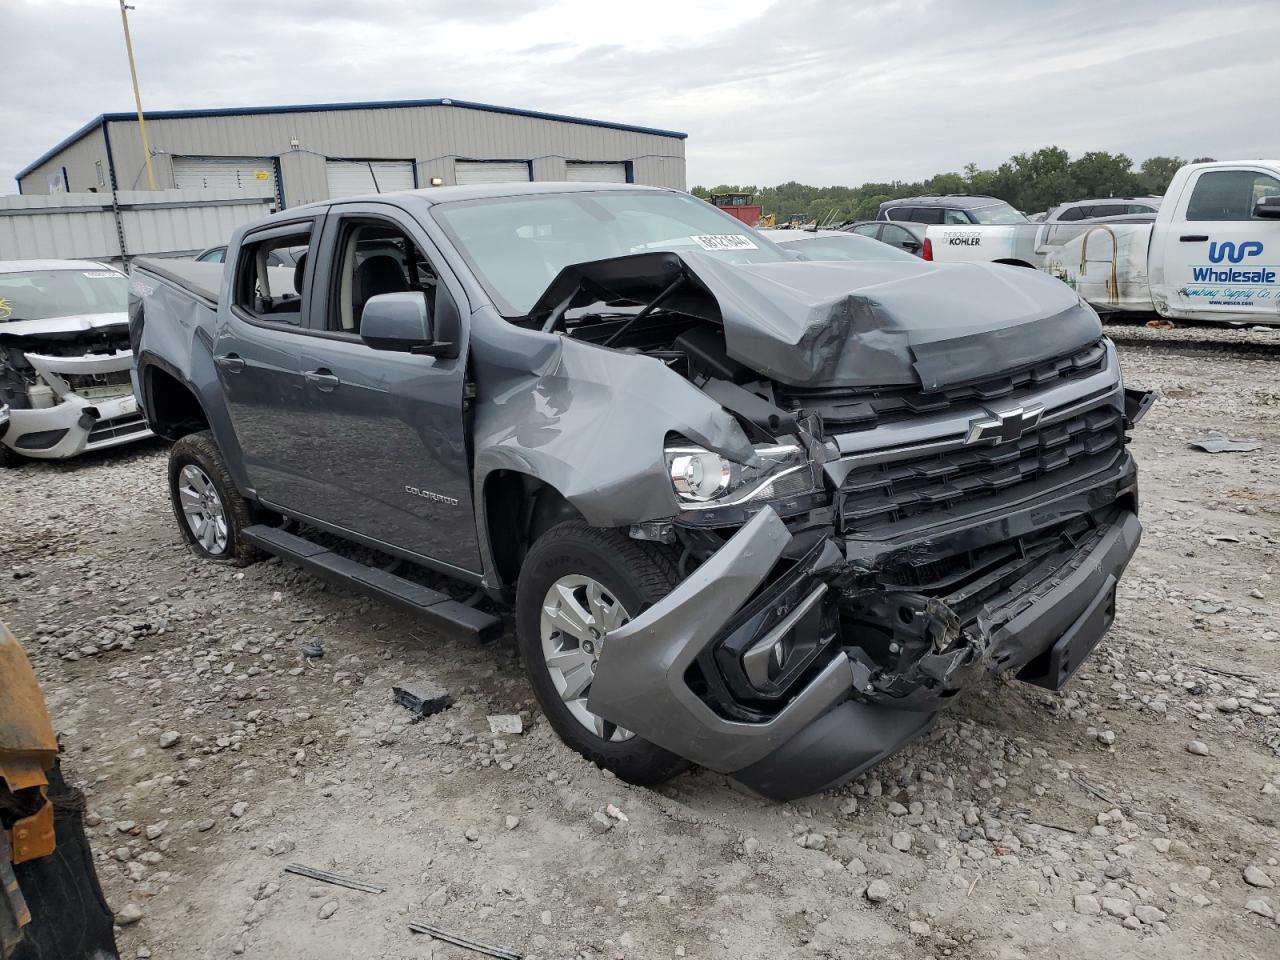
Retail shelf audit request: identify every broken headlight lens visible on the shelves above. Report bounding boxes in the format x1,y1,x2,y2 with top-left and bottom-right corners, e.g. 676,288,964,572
664,440,815,509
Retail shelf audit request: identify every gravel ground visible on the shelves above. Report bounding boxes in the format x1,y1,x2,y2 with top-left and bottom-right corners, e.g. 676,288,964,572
2,343,1279,960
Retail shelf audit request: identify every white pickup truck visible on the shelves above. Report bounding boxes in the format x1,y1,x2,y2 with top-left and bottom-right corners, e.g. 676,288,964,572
926,161,1280,325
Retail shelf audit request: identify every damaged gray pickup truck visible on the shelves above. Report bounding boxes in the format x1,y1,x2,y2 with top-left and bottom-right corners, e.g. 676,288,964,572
129,183,1154,800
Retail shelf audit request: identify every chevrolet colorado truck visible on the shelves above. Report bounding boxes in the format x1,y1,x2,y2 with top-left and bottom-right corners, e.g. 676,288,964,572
129,183,1152,800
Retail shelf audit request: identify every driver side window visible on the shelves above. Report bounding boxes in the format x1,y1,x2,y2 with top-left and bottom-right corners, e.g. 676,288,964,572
328,219,438,334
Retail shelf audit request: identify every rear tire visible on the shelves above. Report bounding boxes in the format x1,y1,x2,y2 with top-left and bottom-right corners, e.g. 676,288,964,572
515,521,688,787
167,430,259,566
0,443,21,468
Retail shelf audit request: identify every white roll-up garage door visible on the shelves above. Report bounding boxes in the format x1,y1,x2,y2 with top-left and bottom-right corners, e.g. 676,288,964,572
454,161,532,185
172,156,277,195
564,162,628,183
325,160,416,198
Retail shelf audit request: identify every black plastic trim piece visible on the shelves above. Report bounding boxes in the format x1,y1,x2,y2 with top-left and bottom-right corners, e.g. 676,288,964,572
241,524,502,641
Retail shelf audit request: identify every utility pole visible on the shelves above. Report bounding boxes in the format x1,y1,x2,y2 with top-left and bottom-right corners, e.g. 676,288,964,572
118,1,156,190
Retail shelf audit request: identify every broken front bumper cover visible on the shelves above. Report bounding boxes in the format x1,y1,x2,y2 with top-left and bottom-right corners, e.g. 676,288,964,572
588,462,1141,801
1,350,152,460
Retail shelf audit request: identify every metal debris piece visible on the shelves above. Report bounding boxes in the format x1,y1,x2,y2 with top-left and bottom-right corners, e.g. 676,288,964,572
1188,432,1261,454
486,714,523,736
283,863,385,894
407,919,522,960
393,680,453,718
300,638,325,659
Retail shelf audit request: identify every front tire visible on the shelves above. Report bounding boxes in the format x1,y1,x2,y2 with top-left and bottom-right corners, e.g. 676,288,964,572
167,431,259,566
515,521,688,787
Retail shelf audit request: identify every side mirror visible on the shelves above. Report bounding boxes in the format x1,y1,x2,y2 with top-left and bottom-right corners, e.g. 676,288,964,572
360,291,452,357
1254,196,1280,220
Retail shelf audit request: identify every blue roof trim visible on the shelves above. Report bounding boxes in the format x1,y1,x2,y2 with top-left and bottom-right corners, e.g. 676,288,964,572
16,98,688,182
16,115,109,181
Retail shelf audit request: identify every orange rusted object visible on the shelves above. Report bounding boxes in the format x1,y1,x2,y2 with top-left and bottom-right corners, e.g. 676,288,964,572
0,624,58,866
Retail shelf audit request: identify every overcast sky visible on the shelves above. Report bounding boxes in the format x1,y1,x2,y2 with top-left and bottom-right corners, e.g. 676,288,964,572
3,0,1278,194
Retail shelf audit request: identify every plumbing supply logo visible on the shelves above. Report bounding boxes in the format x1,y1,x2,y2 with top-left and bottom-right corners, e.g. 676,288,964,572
1193,241,1274,285
1208,241,1263,264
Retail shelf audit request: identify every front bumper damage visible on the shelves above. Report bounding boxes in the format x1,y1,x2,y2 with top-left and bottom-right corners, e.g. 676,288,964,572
588,453,1142,801
0,349,151,460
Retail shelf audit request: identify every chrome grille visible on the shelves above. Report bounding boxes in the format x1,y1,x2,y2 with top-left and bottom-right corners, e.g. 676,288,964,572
837,405,1124,534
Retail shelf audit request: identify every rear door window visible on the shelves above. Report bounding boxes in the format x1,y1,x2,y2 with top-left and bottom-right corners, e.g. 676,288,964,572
233,224,314,326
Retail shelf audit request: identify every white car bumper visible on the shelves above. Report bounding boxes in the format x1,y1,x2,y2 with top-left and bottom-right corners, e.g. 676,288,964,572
1,349,153,460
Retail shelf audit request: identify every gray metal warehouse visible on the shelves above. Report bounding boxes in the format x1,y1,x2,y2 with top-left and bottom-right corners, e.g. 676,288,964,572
15,98,688,207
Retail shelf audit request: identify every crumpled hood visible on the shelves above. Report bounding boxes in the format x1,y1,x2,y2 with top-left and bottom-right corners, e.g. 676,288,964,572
0,311,128,340
679,255,1102,390
529,252,1102,391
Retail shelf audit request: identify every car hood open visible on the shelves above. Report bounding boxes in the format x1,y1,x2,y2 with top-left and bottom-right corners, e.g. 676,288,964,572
528,252,1102,391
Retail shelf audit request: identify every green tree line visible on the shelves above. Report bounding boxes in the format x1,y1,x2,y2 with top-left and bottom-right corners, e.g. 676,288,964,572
692,147,1215,223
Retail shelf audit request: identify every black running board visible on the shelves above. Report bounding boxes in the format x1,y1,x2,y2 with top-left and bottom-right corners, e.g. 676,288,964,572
241,524,503,642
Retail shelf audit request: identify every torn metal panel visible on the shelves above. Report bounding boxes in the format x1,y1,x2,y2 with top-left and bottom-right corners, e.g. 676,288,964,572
471,316,757,530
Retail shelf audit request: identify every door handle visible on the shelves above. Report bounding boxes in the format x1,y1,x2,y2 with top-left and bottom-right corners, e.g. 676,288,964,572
216,354,245,373
304,368,341,392
1179,234,1209,242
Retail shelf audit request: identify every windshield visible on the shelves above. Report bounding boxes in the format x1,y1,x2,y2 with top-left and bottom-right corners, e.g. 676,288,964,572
969,202,1028,225
0,268,126,322
432,190,788,316
783,235,918,262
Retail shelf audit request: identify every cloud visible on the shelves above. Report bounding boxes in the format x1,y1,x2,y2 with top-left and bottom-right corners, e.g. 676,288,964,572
2,0,1277,195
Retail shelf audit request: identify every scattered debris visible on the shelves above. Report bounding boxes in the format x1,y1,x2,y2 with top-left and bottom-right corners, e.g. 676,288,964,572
283,864,386,894
158,730,180,749
486,714,523,736
605,804,629,823
407,919,522,960
392,679,454,718
1071,774,1124,811
300,638,325,659
1146,319,1175,329
1188,432,1262,454
1185,740,1210,757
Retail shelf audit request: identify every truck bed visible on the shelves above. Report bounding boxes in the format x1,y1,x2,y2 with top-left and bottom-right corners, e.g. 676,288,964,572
132,257,223,308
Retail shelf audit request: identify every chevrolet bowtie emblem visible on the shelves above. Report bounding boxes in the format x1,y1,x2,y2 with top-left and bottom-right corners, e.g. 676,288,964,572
965,404,1044,445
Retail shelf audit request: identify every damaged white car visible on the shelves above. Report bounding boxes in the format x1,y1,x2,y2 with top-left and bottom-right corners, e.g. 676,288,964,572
0,260,152,466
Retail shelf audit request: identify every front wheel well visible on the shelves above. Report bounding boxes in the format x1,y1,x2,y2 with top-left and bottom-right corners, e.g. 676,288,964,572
484,471,584,589
146,365,209,440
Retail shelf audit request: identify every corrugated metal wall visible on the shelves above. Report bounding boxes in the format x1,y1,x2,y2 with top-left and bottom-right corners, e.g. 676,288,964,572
20,103,686,204
19,124,111,195
0,187,277,263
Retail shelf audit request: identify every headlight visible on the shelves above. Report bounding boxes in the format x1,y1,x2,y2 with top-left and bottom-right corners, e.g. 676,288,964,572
664,440,816,509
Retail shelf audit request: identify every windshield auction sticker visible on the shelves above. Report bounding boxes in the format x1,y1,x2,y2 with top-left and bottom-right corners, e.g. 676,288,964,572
691,234,757,251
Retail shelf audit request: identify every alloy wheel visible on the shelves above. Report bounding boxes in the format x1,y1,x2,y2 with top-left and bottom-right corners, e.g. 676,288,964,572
539,574,635,742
